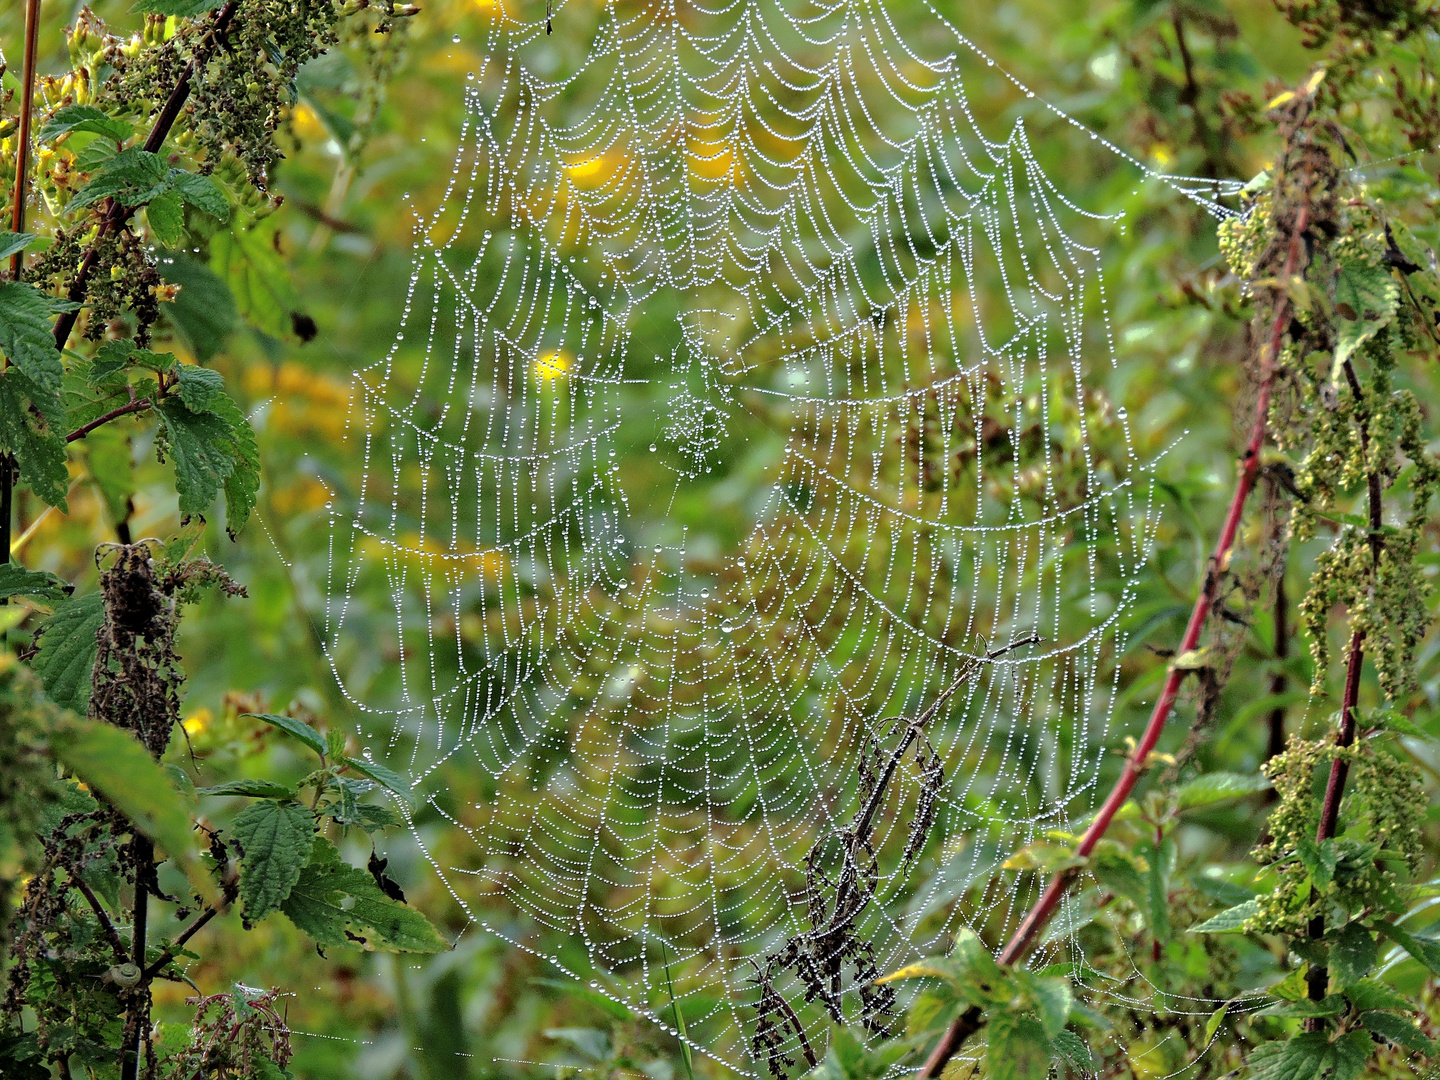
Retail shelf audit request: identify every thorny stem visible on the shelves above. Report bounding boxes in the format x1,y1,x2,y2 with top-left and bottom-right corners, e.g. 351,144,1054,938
916,196,1313,1078
51,2,239,351
1305,356,1384,1009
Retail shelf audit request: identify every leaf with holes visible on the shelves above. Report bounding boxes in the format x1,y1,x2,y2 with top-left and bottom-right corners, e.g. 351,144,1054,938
156,397,239,520
232,799,316,921
0,564,71,605
1332,257,1400,374
280,838,446,952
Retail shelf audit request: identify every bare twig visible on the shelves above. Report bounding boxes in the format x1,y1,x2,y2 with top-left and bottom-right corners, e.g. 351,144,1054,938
142,874,238,982
73,873,129,962
66,398,152,443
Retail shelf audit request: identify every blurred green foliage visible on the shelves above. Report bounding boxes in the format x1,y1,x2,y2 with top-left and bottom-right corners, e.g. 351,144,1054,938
2,0,1440,1078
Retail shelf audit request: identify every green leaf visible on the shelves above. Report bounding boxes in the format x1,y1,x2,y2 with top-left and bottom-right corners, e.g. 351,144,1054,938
280,837,447,953
1329,923,1377,987
1192,874,1258,908
1050,1029,1092,1071
1259,995,1344,1019
0,375,70,508
0,232,37,261
987,1012,1053,1080
169,170,230,222
146,190,186,248
49,717,204,890
195,778,298,799
1143,838,1174,942
246,712,328,757
1091,848,1149,911
158,252,238,362
173,364,226,414
0,280,79,422
232,799,316,921
545,1027,610,1063
1298,837,1338,891
156,396,238,519
1248,1031,1371,1080
1189,899,1259,933
1332,256,1400,374
0,563,70,604
343,756,414,808
1014,971,1072,1038
210,222,310,341
1375,922,1440,976
134,0,225,14
208,388,260,536
1360,1010,1437,1055
1175,771,1271,809
37,104,133,144
30,591,104,712
68,147,171,212
530,978,633,1021
1344,978,1414,1013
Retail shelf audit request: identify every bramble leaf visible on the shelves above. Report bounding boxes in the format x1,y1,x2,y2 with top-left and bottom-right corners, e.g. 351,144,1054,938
246,712,328,757
173,364,226,414
156,397,237,519
146,190,186,248
1360,1010,1436,1055
1344,978,1413,1013
279,837,446,953
170,170,230,222
0,376,70,508
232,799,316,921
30,592,104,712
1050,1029,1092,1071
0,280,79,423
1332,257,1400,375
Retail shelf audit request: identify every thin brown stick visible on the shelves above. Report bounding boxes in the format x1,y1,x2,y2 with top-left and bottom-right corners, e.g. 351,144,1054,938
73,873,129,961
141,875,238,982
51,2,238,350
916,198,1313,1078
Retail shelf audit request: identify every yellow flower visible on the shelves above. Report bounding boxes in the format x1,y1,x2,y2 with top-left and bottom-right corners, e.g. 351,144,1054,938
535,350,571,381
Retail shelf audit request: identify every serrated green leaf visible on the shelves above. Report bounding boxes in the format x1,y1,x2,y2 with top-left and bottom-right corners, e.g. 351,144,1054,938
343,756,414,808
987,1012,1052,1080
1360,1010,1437,1055
232,799,316,921
1175,771,1271,809
1344,978,1414,1013
173,364,226,414
0,376,69,508
1014,971,1072,1038
0,563,70,604
1249,1031,1371,1080
196,778,298,799
1050,1029,1091,1071
1189,899,1259,933
205,390,260,536
1192,874,1257,908
280,837,446,952
0,232,37,261
156,396,237,519
30,591,104,712
1329,923,1377,986
1332,257,1400,374
68,147,171,212
146,190,186,248
169,170,230,222
1259,995,1344,1019
37,105,133,144
1298,837,1338,891
1091,848,1149,911
49,716,206,894
246,712,328,757
0,280,78,424
158,252,237,362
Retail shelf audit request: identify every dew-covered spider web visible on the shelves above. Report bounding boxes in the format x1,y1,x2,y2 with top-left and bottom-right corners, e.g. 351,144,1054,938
319,1,1240,1073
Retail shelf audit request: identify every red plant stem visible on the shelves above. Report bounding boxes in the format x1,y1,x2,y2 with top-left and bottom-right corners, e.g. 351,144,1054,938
917,208,1311,1078
8,0,41,282
66,397,152,443
51,2,237,350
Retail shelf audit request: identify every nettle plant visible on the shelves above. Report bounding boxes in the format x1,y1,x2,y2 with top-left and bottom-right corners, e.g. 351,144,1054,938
0,2,441,1079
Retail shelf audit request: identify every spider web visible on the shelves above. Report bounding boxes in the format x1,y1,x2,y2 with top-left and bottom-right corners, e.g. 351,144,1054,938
319,1,1217,1071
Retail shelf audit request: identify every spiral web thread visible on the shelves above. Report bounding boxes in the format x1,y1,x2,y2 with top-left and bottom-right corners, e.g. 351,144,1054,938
319,1,1222,1072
